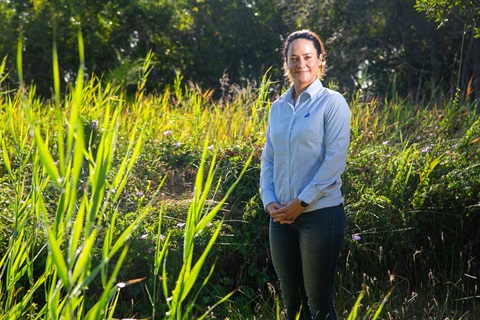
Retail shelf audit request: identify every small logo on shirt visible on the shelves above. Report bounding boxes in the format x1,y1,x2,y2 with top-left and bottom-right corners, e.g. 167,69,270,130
304,112,311,118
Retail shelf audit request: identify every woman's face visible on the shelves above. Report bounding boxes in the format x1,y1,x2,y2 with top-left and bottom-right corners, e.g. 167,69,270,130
287,38,322,92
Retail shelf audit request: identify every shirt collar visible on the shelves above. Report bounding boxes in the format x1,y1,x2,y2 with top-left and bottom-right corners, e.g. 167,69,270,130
283,78,324,105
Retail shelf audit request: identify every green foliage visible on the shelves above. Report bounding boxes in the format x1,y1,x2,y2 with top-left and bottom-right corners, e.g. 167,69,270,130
0,41,278,318
1,33,153,318
1,41,480,319
342,95,480,318
2,0,479,102
0,0,289,97
415,0,480,37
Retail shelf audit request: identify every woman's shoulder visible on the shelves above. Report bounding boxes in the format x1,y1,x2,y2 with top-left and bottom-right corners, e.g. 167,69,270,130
320,87,343,98
319,87,348,105
316,88,350,119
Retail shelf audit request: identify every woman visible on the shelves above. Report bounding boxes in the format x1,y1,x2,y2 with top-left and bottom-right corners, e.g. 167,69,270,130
260,29,350,320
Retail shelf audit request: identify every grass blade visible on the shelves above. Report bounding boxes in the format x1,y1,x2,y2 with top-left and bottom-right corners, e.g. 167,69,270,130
33,128,62,188
44,221,70,288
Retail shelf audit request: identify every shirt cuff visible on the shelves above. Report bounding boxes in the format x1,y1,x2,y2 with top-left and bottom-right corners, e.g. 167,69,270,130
261,192,278,210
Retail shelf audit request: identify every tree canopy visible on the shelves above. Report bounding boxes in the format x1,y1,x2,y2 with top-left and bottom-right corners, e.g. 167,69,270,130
0,0,479,101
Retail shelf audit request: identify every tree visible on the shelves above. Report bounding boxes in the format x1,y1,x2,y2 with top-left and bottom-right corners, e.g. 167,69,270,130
415,0,480,99
176,0,288,91
273,0,479,100
0,0,289,98
415,0,480,37
0,0,191,96
0,0,477,100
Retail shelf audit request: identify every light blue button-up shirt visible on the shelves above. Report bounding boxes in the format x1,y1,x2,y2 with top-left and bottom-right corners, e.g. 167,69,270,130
260,79,350,212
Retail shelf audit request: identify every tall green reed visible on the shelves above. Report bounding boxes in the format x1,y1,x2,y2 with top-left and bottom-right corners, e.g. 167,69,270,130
346,288,392,320
0,91,47,319
0,36,49,319
125,68,273,150
2,31,262,319
0,31,149,319
149,141,254,319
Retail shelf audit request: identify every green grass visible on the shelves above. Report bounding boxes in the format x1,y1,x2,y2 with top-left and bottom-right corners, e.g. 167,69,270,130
0,46,479,319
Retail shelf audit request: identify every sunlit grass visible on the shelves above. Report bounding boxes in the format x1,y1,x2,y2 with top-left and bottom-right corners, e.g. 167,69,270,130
0,40,263,319
1,43,479,319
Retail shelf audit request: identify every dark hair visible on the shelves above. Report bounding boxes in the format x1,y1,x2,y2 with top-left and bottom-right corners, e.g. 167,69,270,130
282,29,327,81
